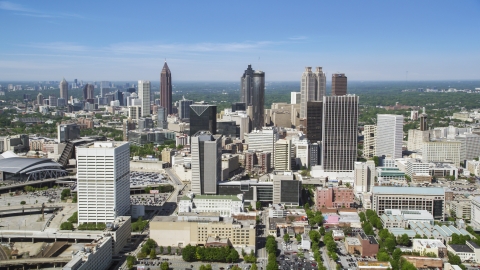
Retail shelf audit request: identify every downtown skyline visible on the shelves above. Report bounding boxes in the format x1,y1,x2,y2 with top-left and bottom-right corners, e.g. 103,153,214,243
0,1,479,81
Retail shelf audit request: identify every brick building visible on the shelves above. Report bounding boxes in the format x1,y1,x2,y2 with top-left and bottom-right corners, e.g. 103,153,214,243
314,187,354,209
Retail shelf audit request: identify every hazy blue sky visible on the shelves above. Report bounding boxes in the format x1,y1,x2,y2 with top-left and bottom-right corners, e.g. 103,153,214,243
1,1,479,81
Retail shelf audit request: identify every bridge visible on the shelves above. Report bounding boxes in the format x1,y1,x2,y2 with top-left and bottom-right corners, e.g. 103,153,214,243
0,229,98,243
0,176,76,193
0,205,62,218
0,256,71,267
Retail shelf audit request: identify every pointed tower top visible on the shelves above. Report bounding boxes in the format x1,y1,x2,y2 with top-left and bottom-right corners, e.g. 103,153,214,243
162,61,170,73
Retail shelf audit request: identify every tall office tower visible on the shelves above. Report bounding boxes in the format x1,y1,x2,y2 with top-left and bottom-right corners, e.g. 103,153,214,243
375,115,403,159
231,102,246,112
157,106,168,129
100,81,110,97
82,84,89,100
306,101,323,143
138,80,151,117
291,92,301,104
240,64,265,130
37,93,43,105
59,78,68,99
363,125,377,158
49,96,58,107
191,132,222,195
76,142,130,224
274,139,292,170
420,113,428,131
300,67,326,118
58,123,81,143
160,61,172,114
322,95,359,172
189,104,217,136
87,84,94,99
331,73,347,96
178,96,193,119
309,143,321,166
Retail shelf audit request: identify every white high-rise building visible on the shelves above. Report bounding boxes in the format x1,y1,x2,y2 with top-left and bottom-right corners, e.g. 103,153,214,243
295,140,309,168
274,139,292,170
354,161,375,193
291,92,301,104
423,141,461,165
244,127,279,162
376,114,404,159
137,80,151,117
300,67,326,118
76,141,130,224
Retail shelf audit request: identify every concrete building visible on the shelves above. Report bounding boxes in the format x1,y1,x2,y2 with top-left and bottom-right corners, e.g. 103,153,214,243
245,127,278,165
291,92,301,104
300,67,326,119
380,209,434,228
447,241,480,263
354,161,375,193
191,132,222,195
76,142,130,224
240,64,265,131
64,236,112,270
217,180,273,203
467,160,480,177
322,95,358,172
456,133,480,162
471,196,480,229
295,141,309,168
137,80,151,117
423,141,461,165
128,106,142,121
344,232,379,257
331,73,347,96
405,159,430,178
272,172,301,206
412,239,447,258
363,125,376,158
407,129,429,152
314,187,355,209
274,139,291,170
376,114,403,159
150,212,256,249
449,200,471,220
178,194,244,217
58,123,80,143
371,187,445,220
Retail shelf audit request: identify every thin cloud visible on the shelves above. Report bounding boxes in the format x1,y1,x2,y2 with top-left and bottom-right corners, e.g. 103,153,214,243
108,41,274,55
27,42,89,52
0,1,85,19
289,36,308,40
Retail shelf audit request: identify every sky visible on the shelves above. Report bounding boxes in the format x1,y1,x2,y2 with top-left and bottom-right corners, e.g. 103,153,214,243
0,1,480,82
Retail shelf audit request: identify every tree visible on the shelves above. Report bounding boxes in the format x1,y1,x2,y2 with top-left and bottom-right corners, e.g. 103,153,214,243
200,264,212,270
150,248,156,259
256,201,261,210
61,189,71,200
167,246,172,254
182,244,196,262
251,263,258,270
68,212,78,223
377,251,390,262
384,237,397,253
319,226,326,236
160,246,164,254
398,234,411,246
161,262,169,270
283,233,290,243
60,222,73,230
372,156,380,167
20,201,26,205
126,256,136,270
309,230,321,243
393,248,403,261
296,234,302,242
266,235,277,254
248,205,253,211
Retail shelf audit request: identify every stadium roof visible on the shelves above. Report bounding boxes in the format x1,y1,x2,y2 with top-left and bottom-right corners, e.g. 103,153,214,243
372,186,445,195
0,157,63,174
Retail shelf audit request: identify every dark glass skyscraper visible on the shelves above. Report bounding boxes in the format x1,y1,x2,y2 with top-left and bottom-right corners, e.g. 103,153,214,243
331,73,348,96
160,61,172,114
189,104,217,136
241,65,265,131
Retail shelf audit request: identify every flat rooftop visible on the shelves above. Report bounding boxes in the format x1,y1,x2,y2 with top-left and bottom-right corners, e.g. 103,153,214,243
448,244,473,253
372,186,445,195
345,237,361,246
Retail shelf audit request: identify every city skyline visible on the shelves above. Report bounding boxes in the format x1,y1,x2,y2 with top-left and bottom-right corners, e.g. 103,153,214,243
0,1,479,81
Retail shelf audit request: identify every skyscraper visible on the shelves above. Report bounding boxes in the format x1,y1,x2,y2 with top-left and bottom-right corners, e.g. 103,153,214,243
59,78,68,99
306,101,323,143
138,80,151,117
160,61,172,114
82,84,89,100
191,132,222,195
241,64,265,130
178,96,193,119
100,81,110,97
157,106,168,129
376,114,404,159
300,67,326,118
331,73,348,96
322,95,358,172
37,93,43,105
189,104,217,136
76,141,130,224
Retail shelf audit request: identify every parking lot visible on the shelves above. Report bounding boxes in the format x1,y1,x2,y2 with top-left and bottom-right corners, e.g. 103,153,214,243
130,193,170,206
277,252,318,270
130,171,168,188
335,240,377,270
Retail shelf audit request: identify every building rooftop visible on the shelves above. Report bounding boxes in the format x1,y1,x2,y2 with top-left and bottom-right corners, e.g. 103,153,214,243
448,244,473,253
372,186,445,195
192,194,242,201
412,239,446,248
345,237,361,246
357,261,392,268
